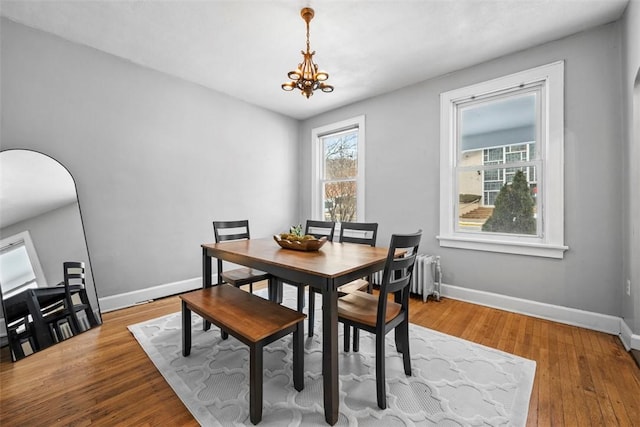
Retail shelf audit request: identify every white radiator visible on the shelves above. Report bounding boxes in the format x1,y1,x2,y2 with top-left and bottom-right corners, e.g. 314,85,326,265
371,254,442,302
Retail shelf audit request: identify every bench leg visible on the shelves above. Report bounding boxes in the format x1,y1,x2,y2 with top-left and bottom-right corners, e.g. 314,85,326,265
293,321,304,391
182,301,192,356
249,343,263,425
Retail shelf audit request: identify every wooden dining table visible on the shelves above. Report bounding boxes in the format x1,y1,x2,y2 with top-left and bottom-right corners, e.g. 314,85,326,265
201,237,391,425
4,284,85,349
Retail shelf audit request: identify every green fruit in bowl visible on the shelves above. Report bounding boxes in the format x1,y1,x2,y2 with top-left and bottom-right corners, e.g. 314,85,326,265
289,224,304,237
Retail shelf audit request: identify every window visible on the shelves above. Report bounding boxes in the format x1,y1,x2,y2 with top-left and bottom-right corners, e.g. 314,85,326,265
312,116,365,223
0,231,47,298
439,62,568,258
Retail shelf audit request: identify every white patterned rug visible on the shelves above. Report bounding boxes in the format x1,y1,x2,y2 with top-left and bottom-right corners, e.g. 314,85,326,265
128,288,535,426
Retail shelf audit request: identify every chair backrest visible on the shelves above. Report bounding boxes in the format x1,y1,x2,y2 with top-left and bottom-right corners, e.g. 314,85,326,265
377,230,422,325
305,220,335,241
338,222,378,246
63,261,86,290
213,220,251,243
61,261,87,334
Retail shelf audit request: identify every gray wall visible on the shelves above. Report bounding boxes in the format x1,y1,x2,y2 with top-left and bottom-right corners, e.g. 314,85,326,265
622,0,640,335
300,22,624,317
0,202,98,320
1,14,635,332
1,19,300,298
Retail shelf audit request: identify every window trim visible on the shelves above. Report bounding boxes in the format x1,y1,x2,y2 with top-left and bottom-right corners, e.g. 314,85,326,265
438,61,568,258
311,115,365,222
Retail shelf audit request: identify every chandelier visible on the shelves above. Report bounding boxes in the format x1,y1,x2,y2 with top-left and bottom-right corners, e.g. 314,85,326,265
281,7,334,98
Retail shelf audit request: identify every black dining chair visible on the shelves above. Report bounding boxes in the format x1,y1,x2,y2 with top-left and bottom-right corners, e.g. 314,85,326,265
6,315,39,360
336,221,379,294
292,220,335,334
337,230,422,409
41,261,98,339
213,220,271,294
307,221,378,338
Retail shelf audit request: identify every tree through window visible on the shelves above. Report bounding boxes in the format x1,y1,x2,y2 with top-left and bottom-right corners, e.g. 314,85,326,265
321,129,358,222
312,116,365,223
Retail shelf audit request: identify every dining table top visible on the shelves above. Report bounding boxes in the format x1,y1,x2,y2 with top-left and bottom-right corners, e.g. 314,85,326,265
202,237,392,279
3,284,82,323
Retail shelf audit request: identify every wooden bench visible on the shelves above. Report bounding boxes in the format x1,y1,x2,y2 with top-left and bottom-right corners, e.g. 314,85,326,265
180,285,306,424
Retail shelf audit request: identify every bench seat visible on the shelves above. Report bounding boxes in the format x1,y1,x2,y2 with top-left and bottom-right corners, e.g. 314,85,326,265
180,285,305,424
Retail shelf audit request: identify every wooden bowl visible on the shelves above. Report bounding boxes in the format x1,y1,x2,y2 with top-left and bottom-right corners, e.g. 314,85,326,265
273,235,328,251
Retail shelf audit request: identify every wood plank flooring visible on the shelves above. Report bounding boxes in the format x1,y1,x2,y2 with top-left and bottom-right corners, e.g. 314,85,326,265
1,288,639,426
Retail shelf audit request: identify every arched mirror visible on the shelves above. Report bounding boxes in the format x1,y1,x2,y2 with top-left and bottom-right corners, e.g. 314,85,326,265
0,149,101,361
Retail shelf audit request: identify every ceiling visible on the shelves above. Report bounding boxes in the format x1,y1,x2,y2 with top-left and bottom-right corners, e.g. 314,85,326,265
0,0,629,120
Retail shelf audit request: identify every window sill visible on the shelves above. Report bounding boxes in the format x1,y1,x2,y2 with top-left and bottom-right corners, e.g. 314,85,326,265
437,235,568,259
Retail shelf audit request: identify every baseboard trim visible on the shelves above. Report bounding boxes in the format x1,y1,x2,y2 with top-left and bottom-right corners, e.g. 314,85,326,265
620,319,640,352
440,283,639,351
12,278,633,353
98,277,202,313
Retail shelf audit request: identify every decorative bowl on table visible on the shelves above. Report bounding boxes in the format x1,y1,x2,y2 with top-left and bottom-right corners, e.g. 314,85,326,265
273,234,328,251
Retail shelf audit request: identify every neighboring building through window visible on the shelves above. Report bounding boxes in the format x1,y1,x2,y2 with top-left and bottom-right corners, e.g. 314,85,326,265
311,116,365,223
439,62,568,258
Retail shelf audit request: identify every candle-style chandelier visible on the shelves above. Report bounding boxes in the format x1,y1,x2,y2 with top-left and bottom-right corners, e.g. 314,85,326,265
281,7,334,98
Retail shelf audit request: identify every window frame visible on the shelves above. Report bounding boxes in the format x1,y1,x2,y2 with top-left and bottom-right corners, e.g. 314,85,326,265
0,230,47,298
311,115,366,223
438,61,568,258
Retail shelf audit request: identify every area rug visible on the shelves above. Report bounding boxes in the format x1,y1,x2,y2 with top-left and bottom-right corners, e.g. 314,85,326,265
128,288,535,426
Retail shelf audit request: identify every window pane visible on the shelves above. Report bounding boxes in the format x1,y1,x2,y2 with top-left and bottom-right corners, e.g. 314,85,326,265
0,243,38,295
323,180,357,222
322,130,358,180
457,166,538,234
456,91,539,236
460,92,537,165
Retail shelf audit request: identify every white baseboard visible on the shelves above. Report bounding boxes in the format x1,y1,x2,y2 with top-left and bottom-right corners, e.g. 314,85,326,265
440,283,639,351
98,277,202,313
5,278,637,353
620,319,640,351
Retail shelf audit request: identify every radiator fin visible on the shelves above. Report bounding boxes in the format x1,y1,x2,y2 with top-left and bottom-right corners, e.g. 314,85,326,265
371,254,442,302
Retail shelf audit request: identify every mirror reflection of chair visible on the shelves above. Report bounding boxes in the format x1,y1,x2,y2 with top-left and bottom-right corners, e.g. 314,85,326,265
307,221,378,337
337,230,422,409
41,261,99,340
212,220,271,294
6,315,39,360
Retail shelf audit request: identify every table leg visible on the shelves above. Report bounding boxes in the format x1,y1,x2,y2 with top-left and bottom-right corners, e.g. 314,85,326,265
322,282,339,425
268,277,280,302
182,300,192,356
202,247,212,331
25,290,53,349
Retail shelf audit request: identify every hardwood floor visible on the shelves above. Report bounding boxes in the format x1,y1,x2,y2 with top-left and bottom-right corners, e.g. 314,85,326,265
2,288,639,426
